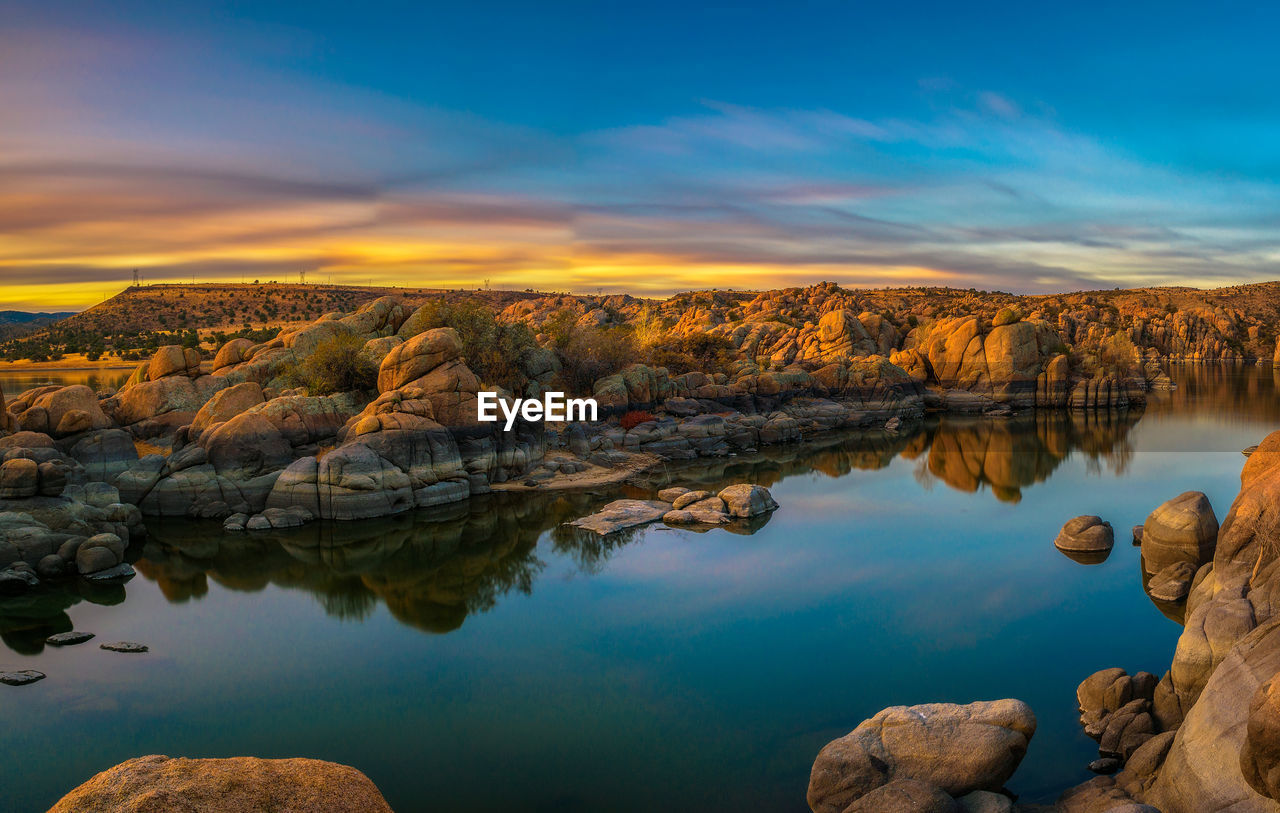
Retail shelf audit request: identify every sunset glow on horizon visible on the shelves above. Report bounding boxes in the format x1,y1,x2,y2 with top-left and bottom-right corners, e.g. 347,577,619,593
5,1,1280,311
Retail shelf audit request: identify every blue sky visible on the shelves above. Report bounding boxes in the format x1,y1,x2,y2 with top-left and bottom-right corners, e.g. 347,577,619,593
3,0,1280,308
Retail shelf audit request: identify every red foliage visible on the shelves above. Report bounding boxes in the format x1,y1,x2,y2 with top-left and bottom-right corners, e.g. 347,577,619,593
620,410,655,430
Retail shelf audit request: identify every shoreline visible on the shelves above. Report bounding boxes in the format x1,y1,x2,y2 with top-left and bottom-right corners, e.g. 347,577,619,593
0,360,136,373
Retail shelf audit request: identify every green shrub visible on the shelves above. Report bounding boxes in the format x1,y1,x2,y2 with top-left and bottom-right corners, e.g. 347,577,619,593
287,333,377,395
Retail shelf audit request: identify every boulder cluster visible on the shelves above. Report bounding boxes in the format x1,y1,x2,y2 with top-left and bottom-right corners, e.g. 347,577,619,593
568,483,778,536
0,426,144,594
801,432,1280,813
2,283,1180,543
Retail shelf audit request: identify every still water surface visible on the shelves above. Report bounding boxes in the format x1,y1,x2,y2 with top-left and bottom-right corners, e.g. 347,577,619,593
1,366,1276,812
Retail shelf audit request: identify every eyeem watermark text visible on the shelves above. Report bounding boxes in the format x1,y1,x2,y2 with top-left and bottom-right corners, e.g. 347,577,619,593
477,392,598,430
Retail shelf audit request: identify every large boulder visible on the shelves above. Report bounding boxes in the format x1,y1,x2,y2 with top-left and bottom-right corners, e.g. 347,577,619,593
202,413,294,480
191,382,266,435
717,484,778,518
16,385,114,438
48,754,393,813
1148,617,1280,812
376,328,481,428
1056,515,1115,554
805,309,877,361
148,345,202,380
212,337,255,371
807,699,1036,813
67,429,140,482
0,384,14,434
378,328,463,392
1141,491,1218,574
0,458,39,498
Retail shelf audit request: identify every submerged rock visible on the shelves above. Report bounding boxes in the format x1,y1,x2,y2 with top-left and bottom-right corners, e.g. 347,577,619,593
46,630,95,646
1,669,45,685
568,499,668,535
100,641,148,653
83,562,136,582
48,754,393,813
807,699,1036,813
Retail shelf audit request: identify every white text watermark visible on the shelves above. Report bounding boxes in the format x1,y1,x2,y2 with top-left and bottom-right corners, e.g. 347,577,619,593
477,391,598,430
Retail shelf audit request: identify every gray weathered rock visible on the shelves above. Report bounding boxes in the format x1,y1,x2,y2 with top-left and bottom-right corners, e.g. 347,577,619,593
0,669,45,686
100,641,148,653
46,631,95,646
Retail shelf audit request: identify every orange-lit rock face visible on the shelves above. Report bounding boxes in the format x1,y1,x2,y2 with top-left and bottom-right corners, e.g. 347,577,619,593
48,755,393,813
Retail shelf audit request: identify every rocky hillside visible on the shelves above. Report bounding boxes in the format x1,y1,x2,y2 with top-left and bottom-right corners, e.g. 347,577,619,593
497,280,1280,366
0,284,546,362
9,280,1280,368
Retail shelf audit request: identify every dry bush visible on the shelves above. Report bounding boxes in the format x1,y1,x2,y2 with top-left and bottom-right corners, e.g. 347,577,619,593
556,326,637,394
287,333,377,395
1252,508,1280,587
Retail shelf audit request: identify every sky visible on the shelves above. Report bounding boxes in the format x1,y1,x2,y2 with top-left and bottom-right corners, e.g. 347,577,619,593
4,0,1280,310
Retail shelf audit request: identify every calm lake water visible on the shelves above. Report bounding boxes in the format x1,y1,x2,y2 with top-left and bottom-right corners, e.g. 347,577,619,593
1,365,1277,812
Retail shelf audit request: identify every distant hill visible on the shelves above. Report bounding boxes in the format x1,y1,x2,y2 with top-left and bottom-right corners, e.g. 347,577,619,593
0,283,548,361
0,310,75,340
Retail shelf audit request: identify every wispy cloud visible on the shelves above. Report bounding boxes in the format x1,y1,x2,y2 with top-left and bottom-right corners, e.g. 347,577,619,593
3,21,1280,309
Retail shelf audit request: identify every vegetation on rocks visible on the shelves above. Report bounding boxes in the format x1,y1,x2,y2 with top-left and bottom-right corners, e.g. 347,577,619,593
283,333,377,395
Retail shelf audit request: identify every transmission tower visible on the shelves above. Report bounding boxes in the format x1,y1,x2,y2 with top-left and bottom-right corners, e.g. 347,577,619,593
132,269,140,287
300,270,307,285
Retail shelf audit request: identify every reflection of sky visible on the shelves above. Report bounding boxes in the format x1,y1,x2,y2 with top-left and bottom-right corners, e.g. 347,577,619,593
7,2,1280,308
3,367,1278,810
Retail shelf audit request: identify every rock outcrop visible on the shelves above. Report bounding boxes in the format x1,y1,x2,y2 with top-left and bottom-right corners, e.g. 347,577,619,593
806,699,1035,813
48,755,393,813
1140,490,1218,574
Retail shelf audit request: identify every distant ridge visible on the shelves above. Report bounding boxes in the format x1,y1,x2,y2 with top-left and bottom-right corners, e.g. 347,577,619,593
0,310,76,340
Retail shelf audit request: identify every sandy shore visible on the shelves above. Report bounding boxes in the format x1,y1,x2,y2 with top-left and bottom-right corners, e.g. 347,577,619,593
0,355,137,372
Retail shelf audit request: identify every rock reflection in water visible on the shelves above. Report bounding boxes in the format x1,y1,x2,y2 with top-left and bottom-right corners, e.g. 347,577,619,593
0,580,124,654
912,410,1142,503
0,407,1149,652
648,408,1143,506
135,494,599,634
